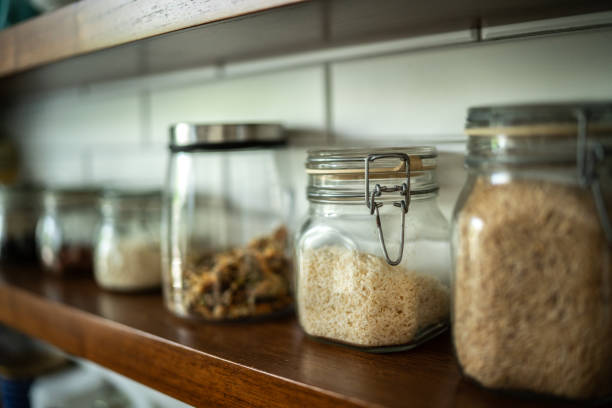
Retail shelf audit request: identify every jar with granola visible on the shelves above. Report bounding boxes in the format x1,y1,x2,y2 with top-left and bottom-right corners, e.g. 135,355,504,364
162,123,293,321
452,102,612,401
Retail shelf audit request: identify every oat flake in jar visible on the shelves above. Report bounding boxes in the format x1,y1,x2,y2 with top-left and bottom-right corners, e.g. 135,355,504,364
296,147,451,352
452,102,612,401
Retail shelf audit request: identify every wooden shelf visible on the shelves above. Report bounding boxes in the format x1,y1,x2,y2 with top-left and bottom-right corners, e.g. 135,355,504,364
2,0,612,97
0,267,586,408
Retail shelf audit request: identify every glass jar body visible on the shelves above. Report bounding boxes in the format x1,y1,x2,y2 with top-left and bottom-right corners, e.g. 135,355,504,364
94,195,161,292
451,166,612,400
37,192,100,275
295,194,451,352
0,187,41,264
162,149,293,321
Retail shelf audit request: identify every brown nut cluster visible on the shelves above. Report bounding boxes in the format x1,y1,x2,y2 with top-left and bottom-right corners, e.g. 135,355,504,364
184,226,292,320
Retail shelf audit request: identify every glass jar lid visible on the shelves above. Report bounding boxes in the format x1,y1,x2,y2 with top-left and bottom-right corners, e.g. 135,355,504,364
169,123,286,151
306,146,438,202
465,101,612,243
305,146,438,266
465,102,612,166
43,187,102,209
100,189,161,216
0,184,43,210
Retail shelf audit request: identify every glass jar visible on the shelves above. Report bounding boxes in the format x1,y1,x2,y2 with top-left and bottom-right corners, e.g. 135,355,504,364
295,147,450,352
162,123,293,321
0,186,42,264
452,103,612,401
37,188,101,275
94,190,162,292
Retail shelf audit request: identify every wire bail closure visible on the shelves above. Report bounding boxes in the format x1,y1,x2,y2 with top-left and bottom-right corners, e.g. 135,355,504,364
365,153,411,266
576,109,612,244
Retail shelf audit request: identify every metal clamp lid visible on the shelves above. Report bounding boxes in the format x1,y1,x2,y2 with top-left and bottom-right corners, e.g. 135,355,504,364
365,153,411,266
576,109,612,244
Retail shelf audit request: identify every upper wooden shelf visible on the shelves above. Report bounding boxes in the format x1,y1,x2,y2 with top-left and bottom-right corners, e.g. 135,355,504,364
0,267,586,408
1,0,611,97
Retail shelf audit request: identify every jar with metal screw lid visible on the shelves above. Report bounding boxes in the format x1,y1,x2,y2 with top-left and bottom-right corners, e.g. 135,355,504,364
162,123,293,321
295,147,450,352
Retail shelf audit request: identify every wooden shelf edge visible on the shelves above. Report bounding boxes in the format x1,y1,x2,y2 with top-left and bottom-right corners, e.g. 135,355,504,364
0,279,358,407
0,269,587,408
0,0,307,78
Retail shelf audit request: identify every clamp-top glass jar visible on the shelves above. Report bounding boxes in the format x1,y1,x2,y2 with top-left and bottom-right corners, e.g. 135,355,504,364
452,102,612,401
296,147,450,352
162,123,293,321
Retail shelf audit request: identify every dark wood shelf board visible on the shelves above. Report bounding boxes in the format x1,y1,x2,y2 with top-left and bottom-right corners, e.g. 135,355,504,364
0,267,587,408
1,0,612,99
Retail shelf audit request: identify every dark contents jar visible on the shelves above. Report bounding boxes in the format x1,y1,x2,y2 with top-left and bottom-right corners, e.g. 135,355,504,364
0,186,42,264
37,188,101,275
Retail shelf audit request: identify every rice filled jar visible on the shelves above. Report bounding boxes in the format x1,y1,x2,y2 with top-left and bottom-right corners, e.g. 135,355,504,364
296,147,450,352
452,102,612,401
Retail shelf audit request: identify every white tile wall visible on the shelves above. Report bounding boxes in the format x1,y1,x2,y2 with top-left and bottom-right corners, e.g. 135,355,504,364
149,67,327,147
331,28,612,141
2,23,611,218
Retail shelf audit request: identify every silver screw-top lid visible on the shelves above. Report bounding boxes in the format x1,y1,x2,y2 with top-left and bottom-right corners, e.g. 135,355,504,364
169,123,286,151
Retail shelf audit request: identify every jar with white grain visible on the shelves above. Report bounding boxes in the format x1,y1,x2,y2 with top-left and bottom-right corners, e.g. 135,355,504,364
94,190,162,292
296,147,451,352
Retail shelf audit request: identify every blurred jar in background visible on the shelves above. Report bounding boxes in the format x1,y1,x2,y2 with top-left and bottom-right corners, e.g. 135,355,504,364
37,188,101,275
0,185,42,264
94,190,162,292
0,135,19,184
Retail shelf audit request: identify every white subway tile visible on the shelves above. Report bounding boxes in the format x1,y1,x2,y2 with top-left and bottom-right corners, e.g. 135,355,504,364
18,144,86,187
149,67,326,146
331,29,612,141
90,146,167,189
5,87,141,148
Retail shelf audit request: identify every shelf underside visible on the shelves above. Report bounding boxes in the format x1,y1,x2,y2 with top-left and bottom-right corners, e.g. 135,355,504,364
1,0,612,98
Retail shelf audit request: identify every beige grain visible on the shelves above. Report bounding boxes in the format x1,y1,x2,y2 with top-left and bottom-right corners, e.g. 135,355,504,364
298,246,449,348
454,177,612,399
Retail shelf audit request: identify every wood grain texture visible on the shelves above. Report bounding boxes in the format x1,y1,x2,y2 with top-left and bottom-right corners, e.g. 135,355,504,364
1,0,612,95
0,0,307,76
0,267,589,408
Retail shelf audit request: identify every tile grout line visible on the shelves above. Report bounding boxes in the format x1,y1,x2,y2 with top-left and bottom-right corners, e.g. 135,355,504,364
323,62,334,144
140,89,152,147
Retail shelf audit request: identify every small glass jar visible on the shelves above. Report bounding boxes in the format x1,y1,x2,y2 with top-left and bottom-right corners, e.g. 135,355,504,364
452,102,612,401
94,190,162,292
162,123,293,321
36,188,101,275
295,147,450,352
0,186,42,264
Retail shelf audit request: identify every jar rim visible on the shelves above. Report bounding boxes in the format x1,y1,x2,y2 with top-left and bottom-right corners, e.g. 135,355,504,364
465,102,612,167
306,146,437,175
466,101,612,130
169,123,286,151
305,146,438,202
